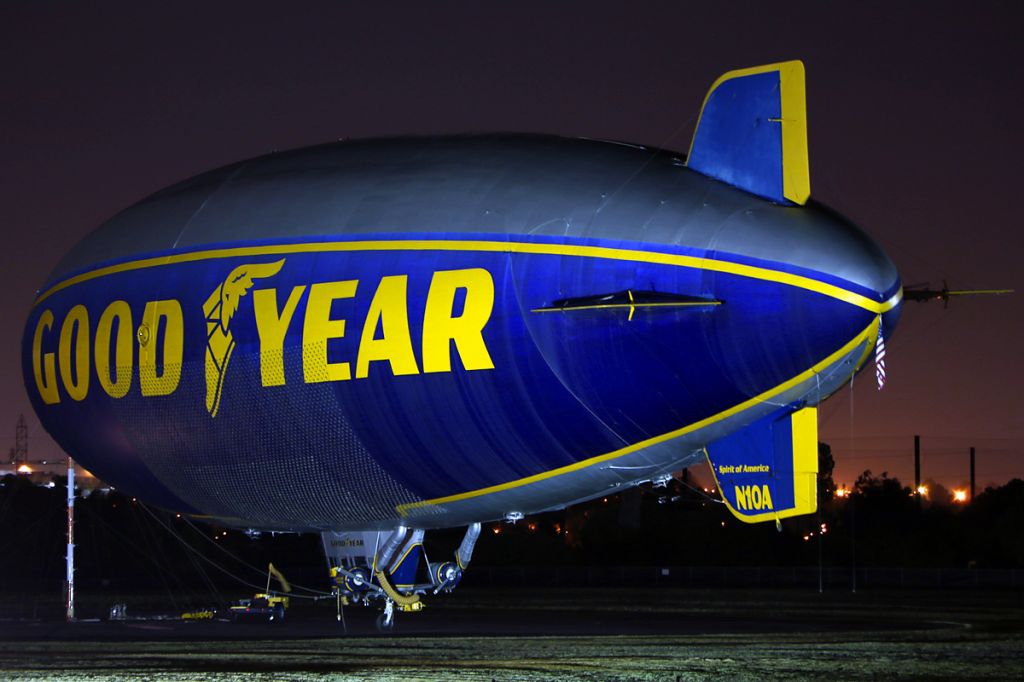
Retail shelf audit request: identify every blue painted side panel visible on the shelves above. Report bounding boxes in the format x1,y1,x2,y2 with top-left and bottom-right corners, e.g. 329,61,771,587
389,544,423,587
23,233,875,528
688,71,785,203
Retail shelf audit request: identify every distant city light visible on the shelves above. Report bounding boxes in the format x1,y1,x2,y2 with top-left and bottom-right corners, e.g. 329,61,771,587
16,464,32,474
916,485,929,498
835,487,850,498
953,489,968,503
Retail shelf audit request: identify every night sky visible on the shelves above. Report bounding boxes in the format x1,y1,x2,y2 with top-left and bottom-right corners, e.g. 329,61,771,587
2,2,1021,491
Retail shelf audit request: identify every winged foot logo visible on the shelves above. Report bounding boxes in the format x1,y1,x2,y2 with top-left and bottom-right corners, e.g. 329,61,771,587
203,259,286,417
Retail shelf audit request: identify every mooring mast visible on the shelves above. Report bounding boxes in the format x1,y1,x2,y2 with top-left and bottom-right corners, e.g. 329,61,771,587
66,457,75,622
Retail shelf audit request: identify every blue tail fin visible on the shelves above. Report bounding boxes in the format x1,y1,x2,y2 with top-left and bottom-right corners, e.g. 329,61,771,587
706,405,818,523
687,60,810,205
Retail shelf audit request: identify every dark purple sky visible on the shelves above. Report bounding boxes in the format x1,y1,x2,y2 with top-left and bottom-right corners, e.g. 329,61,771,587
2,2,1021,490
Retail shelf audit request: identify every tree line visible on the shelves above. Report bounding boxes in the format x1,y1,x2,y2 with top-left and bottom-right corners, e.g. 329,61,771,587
0,442,1021,601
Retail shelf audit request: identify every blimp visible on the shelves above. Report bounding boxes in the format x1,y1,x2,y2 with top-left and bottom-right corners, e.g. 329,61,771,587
23,61,902,626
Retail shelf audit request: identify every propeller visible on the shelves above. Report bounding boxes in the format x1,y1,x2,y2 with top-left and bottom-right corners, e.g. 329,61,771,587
902,280,1013,308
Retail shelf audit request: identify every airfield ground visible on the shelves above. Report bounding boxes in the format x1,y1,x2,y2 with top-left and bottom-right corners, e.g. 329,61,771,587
0,588,1021,680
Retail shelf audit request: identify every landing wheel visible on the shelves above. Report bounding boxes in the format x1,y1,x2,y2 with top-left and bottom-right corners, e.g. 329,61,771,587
375,612,395,632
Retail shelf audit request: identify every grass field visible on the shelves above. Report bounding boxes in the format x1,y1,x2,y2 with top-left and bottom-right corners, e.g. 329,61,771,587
0,588,1021,680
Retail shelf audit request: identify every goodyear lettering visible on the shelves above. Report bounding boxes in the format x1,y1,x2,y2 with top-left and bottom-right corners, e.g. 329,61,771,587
734,484,774,511
139,300,184,397
58,305,90,402
254,267,496,387
330,538,365,548
32,310,60,405
356,275,419,379
94,301,133,398
303,280,358,383
29,265,496,409
253,285,306,387
422,268,495,373
31,299,184,405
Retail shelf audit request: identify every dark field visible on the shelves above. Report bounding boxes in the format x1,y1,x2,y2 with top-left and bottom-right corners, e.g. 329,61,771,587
1,588,1022,680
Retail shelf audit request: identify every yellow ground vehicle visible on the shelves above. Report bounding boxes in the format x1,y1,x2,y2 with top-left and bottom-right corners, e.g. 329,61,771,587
228,563,291,623
228,593,289,622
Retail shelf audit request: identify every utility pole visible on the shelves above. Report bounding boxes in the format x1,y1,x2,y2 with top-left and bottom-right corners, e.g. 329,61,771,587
917,432,925,491
850,493,857,594
917,432,925,507
970,447,976,501
65,457,75,622
817,509,823,594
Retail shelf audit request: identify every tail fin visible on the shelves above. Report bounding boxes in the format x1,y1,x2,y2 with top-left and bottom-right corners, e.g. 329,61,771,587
706,405,818,523
687,60,810,205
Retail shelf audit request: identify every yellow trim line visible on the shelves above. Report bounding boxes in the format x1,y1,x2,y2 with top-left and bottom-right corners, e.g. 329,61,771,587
35,238,900,314
397,316,881,516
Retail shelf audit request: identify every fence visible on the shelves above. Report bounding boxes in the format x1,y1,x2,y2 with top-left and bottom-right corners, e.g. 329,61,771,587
462,565,1024,590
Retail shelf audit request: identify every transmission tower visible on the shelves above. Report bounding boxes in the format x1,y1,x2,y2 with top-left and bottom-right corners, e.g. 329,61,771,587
13,414,28,465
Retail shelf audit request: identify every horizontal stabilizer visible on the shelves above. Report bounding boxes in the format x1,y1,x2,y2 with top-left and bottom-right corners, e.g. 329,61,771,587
687,60,810,205
706,405,818,523
531,290,720,318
